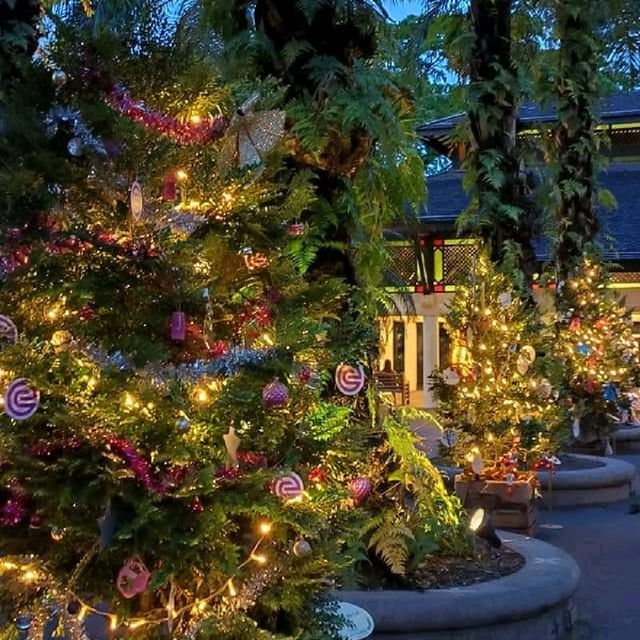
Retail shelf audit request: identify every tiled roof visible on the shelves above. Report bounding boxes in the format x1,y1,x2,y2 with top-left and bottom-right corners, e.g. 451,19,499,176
421,162,640,260
417,92,640,138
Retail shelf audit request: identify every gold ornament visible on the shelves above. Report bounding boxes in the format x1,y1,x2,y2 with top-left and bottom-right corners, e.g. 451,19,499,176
223,426,241,466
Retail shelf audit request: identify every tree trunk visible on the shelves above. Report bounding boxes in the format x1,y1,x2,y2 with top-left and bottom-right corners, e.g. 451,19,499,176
553,0,599,284
466,0,537,292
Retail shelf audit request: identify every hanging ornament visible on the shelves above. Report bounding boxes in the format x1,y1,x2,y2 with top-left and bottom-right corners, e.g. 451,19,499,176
273,472,304,501
242,248,270,271
51,69,67,87
293,539,313,558
288,222,305,236
602,383,618,402
223,426,241,466
335,363,366,396
594,317,608,331
569,316,581,331
576,342,591,356
50,527,65,541
50,329,73,350
4,378,40,420
572,417,581,438
170,311,186,341
262,380,289,408
440,429,459,448
189,497,205,513
520,345,536,364
67,136,83,156
162,172,177,201
516,355,531,375
176,417,190,432
498,291,512,308
442,367,460,386
219,93,286,172
471,454,484,475
0,315,18,345
116,556,151,599
308,466,327,486
130,181,144,222
348,477,372,503
537,378,553,400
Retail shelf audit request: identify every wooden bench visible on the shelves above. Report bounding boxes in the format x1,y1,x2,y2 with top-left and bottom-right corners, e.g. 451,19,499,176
373,373,410,405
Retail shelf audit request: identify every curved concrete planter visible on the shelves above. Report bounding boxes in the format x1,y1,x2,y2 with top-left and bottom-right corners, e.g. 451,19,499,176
536,454,637,508
339,532,579,640
613,423,640,452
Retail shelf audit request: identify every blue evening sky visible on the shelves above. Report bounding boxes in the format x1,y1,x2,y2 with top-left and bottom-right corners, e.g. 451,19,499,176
384,1,424,21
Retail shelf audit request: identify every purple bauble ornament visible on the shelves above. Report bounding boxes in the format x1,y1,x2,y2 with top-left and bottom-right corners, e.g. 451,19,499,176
262,380,289,408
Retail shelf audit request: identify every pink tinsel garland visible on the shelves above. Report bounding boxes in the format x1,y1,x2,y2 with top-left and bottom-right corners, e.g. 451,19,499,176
106,86,228,145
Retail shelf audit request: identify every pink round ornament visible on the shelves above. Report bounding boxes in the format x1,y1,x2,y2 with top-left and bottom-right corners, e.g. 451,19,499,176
262,380,289,408
4,378,40,420
348,477,372,502
273,472,304,501
335,363,366,396
116,556,151,599
0,315,18,345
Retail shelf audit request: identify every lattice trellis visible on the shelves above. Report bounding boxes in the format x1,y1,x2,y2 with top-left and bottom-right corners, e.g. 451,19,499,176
432,238,479,292
384,243,420,290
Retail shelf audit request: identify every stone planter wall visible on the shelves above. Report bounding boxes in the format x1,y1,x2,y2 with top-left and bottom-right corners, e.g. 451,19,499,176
339,532,580,640
536,454,637,508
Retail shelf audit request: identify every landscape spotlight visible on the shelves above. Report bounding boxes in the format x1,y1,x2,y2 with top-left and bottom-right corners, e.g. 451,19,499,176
469,507,502,548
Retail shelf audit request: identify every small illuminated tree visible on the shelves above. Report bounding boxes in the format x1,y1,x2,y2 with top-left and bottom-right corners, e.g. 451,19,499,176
431,252,568,467
553,257,640,443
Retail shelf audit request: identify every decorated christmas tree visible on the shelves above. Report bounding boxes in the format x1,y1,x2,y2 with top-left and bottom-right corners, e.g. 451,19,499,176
0,2,467,638
553,256,640,446
430,253,568,474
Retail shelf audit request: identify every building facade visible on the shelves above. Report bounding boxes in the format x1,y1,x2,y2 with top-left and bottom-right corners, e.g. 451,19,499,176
379,93,640,407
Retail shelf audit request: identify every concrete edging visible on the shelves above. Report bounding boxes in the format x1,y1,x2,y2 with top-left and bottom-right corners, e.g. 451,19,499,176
536,454,637,507
614,424,640,452
339,532,579,640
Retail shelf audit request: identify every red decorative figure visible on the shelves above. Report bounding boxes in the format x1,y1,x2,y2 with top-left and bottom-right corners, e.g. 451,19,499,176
116,556,151,599
162,173,177,201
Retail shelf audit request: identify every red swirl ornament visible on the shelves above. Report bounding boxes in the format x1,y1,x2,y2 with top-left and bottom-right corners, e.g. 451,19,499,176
348,477,372,503
107,86,228,145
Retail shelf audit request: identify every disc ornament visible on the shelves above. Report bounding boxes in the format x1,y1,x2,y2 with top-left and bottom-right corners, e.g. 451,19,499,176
335,363,366,396
0,315,18,346
4,378,40,420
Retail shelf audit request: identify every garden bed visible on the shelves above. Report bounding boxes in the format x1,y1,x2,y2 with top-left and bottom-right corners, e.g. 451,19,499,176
339,532,579,640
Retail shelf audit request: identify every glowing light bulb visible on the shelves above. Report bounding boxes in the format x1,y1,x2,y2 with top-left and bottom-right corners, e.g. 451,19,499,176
109,616,118,631
258,521,272,536
123,393,135,409
195,388,210,404
227,579,237,597
189,114,202,125
251,553,267,565
176,169,188,181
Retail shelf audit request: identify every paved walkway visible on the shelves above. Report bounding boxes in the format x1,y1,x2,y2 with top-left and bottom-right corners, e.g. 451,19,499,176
537,453,640,640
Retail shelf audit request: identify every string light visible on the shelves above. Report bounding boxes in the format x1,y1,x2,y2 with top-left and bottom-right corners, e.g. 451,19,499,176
258,521,272,535
250,553,267,565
